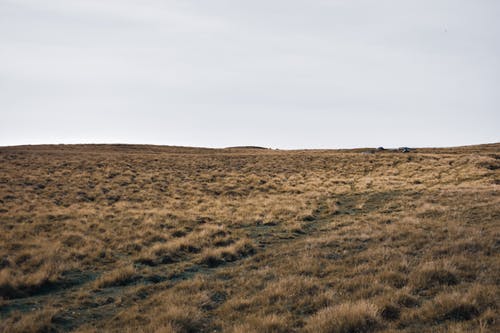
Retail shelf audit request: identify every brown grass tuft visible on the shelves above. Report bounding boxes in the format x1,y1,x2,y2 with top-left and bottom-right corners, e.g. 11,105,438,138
410,262,459,293
417,286,497,323
93,265,138,289
199,239,255,267
229,314,291,333
0,308,58,333
304,300,381,333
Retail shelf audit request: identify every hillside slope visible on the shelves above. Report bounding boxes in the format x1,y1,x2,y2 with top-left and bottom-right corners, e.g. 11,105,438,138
0,143,499,332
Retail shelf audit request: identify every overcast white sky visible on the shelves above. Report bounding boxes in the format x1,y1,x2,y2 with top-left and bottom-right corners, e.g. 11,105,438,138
1,0,499,148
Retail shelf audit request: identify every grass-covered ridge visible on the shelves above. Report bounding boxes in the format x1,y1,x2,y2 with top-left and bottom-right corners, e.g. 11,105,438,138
0,143,499,332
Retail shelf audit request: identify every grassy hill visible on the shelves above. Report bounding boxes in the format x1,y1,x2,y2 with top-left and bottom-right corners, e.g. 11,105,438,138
0,143,499,332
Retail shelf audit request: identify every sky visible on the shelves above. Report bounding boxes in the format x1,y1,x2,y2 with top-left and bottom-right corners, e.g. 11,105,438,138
1,0,499,149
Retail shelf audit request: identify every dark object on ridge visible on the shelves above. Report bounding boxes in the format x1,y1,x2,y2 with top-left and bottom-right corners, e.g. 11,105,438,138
377,147,385,151
399,147,411,153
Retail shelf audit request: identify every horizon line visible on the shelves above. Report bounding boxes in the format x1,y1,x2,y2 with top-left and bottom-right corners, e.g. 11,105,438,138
1,141,499,151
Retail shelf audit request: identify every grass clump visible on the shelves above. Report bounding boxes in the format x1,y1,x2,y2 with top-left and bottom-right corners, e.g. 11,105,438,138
199,239,255,267
410,262,459,293
417,286,497,323
229,314,291,333
0,253,64,299
304,300,381,333
93,265,138,289
0,308,59,333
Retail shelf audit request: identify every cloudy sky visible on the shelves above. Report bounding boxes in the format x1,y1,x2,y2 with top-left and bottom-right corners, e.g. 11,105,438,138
1,0,499,148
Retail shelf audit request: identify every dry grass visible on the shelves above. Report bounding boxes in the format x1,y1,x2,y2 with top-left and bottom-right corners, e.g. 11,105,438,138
198,239,255,267
0,143,499,332
92,265,138,289
0,308,59,333
0,243,65,299
304,300,381,333
229,313,291,333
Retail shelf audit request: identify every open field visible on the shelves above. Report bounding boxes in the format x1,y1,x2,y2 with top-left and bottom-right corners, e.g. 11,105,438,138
0,143,499,332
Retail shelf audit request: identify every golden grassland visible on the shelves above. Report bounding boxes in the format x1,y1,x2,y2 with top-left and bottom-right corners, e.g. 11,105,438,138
0,143,499,332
